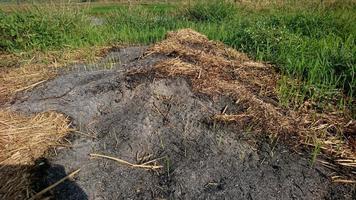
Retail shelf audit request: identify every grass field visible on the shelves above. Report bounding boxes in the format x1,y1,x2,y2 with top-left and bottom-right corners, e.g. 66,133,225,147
0,0,355,115
1,2,356,197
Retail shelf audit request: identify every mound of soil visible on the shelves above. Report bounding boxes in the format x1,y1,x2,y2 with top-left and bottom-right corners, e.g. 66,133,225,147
10,31,355,199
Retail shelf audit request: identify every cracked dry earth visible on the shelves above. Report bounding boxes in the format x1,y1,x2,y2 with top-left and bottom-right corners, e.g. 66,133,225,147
9,46,355,200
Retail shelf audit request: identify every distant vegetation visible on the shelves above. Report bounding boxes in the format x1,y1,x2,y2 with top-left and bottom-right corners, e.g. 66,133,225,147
0,0,355,114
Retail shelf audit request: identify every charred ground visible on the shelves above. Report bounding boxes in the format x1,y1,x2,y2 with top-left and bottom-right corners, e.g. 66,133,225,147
5,30,355,199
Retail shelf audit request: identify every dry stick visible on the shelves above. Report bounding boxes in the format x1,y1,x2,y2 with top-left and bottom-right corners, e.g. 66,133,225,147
332,178,356,184
197,69,202,79
14,80,48,92
140,156,166,166
221,105,228,114
29,169,81,200
335,159,356,162
90,153,163,170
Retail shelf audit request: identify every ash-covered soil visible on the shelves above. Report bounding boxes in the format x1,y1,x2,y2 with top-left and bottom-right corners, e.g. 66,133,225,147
10,43,355,199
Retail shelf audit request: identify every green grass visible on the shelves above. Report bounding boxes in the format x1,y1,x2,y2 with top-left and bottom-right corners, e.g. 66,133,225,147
0,0,355,114
88,3,176,15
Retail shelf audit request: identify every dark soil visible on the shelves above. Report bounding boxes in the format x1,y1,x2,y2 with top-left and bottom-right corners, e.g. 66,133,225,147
10,46,355,200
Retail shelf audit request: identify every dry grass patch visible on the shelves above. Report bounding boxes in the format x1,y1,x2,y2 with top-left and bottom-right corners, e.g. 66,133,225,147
145,28,356,181
0,110,71,200
0,64,56,104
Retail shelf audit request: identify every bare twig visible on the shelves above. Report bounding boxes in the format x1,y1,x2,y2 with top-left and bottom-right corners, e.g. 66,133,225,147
221,105,228,114
14,80,48,92
29,169,81,200
90,153,163,170
332,178,356,184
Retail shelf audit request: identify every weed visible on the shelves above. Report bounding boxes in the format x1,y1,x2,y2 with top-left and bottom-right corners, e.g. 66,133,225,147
311,140,321,167
182,0,236,22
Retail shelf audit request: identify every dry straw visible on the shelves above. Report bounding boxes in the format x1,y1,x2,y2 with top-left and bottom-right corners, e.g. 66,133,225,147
0,110,71,200
0,64,56,104
145,28,356,181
